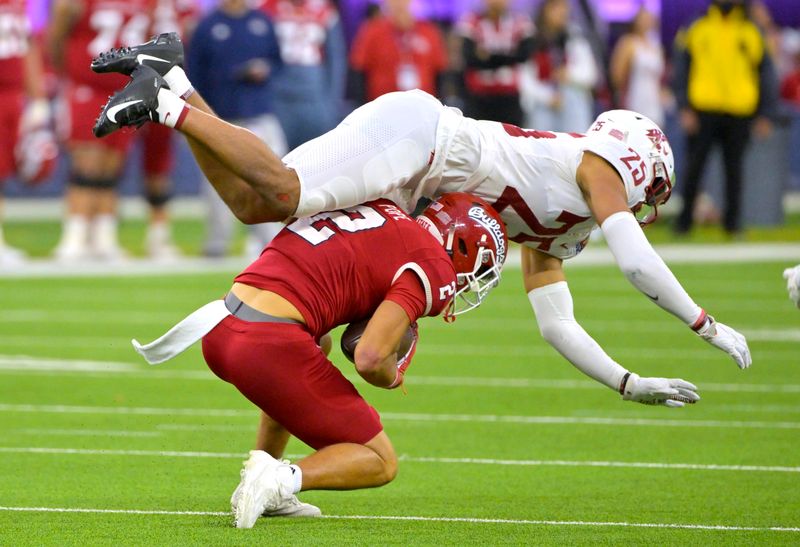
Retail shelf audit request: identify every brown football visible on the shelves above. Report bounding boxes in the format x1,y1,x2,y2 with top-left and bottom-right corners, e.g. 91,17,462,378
340,319,415,363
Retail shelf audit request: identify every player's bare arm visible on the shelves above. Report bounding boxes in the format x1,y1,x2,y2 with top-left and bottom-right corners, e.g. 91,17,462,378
47,0,82,71
354,300,413,389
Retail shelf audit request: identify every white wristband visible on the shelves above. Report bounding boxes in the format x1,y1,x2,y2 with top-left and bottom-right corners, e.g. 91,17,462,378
163,66,194,99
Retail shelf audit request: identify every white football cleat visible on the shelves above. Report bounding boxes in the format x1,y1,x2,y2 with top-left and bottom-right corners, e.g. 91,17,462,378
233,450,291,528
231,454,321,519
263,495,321,518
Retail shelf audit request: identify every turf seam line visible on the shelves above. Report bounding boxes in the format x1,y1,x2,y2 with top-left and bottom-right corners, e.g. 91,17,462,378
0,506,797,532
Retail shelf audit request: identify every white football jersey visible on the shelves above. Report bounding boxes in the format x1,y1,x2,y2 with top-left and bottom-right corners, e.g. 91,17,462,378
287,91,650,260
432,115,649,260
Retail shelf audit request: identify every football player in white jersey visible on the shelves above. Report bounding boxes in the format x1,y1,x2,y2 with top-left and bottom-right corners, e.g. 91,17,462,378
93,37,751,409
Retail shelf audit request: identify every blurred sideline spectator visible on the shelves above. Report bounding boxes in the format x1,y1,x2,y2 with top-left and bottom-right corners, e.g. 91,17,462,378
672,0,779,236
520,0,598,132
349,0,448,104
138,0,200,260
456,0,533,126
781,40,800,108
0,0,53,267
187,0,287,259
261,0,347,151
48,0,153,261
609,6,666,126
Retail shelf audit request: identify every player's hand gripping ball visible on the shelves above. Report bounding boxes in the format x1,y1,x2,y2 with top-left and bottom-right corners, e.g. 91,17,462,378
340,319,416,363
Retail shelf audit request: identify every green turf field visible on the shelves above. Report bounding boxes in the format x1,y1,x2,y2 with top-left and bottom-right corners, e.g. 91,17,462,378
0,257,798,545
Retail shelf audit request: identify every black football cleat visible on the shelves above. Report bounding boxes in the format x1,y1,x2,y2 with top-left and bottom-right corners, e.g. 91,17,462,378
91,32,184,77
93,65,166,138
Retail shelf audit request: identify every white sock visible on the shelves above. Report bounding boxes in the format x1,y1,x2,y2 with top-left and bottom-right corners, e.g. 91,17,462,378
93,214,119,250
156,88,189,129
59,215,90,249
277,464,302,495
147,221,170,246
163,66,194,99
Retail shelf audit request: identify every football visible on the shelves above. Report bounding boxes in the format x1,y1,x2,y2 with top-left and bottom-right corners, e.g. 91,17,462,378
340,319,416,363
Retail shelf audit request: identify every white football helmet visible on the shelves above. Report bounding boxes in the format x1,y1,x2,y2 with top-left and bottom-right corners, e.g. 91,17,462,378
588,110,676,226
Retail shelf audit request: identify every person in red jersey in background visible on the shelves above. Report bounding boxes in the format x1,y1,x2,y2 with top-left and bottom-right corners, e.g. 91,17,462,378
132,193,508,527
138,0,200,259
349,0,448,104
48,0,154,260
456,0,534,126
260,0,347,151
0,0,54,266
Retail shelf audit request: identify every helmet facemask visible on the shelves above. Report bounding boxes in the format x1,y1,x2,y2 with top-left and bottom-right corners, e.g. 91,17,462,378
444,241,501,321
633,158,674,227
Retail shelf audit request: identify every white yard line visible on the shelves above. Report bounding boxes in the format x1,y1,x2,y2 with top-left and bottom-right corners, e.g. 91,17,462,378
1,446,797,474
2,355,800,395
1,404,799,430
0,506,797,532
13,428,162,438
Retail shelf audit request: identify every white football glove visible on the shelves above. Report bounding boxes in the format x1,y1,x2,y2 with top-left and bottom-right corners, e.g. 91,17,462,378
695,316,752,369
19,99,50,133
621,372,700,408
783,265,800,309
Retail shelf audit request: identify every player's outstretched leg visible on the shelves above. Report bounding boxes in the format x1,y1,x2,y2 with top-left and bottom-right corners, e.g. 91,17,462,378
93,66,167,138
91,32,184,77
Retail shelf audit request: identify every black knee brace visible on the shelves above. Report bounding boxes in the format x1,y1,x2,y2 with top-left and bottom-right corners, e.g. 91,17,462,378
145,191,173,208
71,174,118,189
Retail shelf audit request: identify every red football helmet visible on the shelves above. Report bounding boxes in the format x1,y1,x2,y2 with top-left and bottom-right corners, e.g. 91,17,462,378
416,192,508,320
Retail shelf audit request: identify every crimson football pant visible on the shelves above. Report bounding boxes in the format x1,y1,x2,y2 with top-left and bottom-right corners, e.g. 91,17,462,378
202,316,383,450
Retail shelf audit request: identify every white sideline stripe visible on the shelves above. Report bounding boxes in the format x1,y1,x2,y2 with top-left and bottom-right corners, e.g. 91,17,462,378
1,447,800,475
1,243,798,279
0,506,797,533
2,404,800,430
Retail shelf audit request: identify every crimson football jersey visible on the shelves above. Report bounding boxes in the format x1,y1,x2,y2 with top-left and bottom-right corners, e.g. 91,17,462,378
260,0,338,67
456,12,533,96
64,0,153,90
0,0,29,92
235,199,456,338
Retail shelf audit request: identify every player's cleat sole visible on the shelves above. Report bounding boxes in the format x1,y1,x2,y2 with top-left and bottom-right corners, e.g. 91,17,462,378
94,65,165,138
91,32,184,77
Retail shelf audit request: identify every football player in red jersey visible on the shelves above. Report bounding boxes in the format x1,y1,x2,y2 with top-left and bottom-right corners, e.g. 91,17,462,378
0,0,52,266
47,0,153,260
138,0,199,259
132,193,508,527
95,38,743,412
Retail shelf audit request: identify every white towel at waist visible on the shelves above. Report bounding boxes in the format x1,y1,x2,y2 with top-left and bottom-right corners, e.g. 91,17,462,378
132,300,231,365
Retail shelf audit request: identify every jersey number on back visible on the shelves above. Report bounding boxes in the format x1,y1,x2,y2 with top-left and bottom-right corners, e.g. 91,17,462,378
288,205,386,245
88,10,150,56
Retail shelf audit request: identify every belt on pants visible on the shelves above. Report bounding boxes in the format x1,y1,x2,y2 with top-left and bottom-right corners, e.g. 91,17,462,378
224,292,301,324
